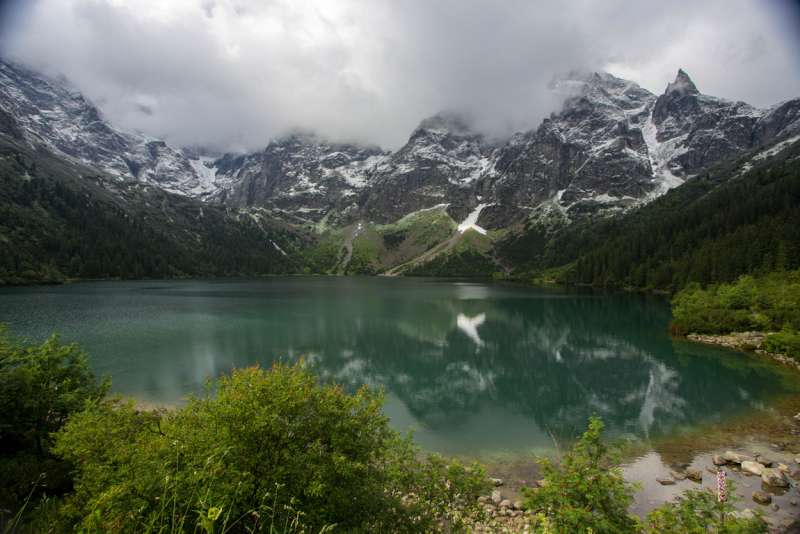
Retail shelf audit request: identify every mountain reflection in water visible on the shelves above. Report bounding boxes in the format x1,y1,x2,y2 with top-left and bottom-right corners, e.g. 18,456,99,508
0,277,793,457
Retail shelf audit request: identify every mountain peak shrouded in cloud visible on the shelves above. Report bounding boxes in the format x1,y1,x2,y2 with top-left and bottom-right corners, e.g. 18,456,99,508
665,69,700,96
0,0,798,152
416,112,475,135
3,52,799,233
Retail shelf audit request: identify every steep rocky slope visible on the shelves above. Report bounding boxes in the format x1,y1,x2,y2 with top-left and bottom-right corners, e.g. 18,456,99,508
210,70,800,231
209,134,388,227
479,70,800,229
1,58,799,264
0,60,224,196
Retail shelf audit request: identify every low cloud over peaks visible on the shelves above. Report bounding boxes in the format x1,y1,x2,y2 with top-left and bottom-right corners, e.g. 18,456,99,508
2,0,799,152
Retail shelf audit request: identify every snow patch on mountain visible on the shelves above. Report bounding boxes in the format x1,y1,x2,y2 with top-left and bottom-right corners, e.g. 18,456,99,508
752,134,800,162
641,114,688,200
458,204,488,235
187,157,218,195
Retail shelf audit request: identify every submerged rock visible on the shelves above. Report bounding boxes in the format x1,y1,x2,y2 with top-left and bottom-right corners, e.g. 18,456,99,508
739,509,759,521
657,478,676,485
753,491,772,505
670,469,687,481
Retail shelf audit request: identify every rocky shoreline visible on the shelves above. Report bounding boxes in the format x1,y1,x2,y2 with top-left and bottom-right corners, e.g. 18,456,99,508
464,445,800,533
687,331,798,369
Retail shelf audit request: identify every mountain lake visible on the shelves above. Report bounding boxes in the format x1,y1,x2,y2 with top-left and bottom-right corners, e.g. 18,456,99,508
3,276,800,519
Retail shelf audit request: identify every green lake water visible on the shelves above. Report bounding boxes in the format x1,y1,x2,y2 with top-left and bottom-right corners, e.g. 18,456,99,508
0,276,793,464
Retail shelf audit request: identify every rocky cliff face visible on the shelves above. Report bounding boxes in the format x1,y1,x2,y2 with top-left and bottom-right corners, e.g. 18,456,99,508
210,134,388,226
0,60,224,196
1,59,799,231
481,72,657,226
475,70,800,228
359,113,502,224
650,68,800,179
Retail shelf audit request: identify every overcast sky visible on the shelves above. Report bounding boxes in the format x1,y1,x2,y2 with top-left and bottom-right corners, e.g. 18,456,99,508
1,0,799,152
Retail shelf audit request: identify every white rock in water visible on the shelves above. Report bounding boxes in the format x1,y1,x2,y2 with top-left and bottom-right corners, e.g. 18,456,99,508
741,461,764,476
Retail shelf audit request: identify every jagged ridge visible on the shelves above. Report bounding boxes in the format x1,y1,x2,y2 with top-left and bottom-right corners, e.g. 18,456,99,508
1,59,799,237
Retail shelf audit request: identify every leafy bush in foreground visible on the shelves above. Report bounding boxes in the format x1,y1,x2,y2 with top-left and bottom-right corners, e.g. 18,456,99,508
521,416,640,534
0,325,110,525
52,362,487,533
646,483,764,534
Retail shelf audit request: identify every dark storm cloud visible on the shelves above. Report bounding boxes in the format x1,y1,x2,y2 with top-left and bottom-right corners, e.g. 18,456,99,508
1,0,799,152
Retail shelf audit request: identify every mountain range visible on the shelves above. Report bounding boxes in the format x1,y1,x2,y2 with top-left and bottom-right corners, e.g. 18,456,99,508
1,58,799,276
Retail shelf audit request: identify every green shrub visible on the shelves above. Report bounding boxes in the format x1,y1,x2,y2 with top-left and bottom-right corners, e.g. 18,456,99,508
53,362,487,533
0,325,110,522
671,271,800,335
645,481,763,533
762,329,800,358
520,416,640,534
671,308,757,335
719,276,756,310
